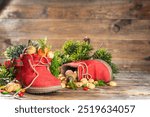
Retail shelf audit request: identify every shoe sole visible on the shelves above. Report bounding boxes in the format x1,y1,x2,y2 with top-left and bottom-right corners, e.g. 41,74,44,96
25,85,62,94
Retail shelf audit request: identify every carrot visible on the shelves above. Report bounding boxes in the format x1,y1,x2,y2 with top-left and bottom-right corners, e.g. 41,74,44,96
38,48,45,57
38,48,49,57
44,48,49,54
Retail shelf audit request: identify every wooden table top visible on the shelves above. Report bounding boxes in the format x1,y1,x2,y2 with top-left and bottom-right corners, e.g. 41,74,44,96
1,71,150,100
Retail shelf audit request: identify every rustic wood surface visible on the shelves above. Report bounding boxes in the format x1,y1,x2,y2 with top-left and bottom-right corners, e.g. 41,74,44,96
0,71,150,100
0,0,150,72
1,0,150,19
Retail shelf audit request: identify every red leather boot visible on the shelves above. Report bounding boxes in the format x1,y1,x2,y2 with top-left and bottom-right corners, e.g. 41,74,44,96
61,60,112,82
16,54,61,93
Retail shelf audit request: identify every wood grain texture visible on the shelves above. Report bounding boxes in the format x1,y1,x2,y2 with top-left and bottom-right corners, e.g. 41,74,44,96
0,19,149,40
0,71,150,100
0,0,150,19
113,60,150,71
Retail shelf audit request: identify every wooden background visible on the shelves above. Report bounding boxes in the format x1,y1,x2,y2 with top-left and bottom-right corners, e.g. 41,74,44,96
0,0,150,72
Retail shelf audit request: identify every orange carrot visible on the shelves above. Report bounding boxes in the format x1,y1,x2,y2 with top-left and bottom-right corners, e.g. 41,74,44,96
38,48,49,57
44,48,49,55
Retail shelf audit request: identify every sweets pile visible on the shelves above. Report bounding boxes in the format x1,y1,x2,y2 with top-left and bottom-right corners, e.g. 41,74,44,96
58,69,117,90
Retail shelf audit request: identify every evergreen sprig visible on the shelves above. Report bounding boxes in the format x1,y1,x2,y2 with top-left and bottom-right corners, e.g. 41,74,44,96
62,40,93,61
50,40,93,76
93,48,118,74
4,45,26,59
50,51,62,77
0,65,15,86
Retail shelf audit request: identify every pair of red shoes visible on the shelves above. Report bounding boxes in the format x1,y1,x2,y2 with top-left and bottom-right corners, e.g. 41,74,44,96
15,54,112,94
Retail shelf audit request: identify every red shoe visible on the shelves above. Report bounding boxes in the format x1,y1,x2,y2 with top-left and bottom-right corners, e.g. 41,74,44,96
61,60,112,82
16,54,61,94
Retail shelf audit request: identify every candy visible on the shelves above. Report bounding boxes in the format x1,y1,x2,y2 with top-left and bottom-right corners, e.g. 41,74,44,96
21,89,26,93
65,70,74,76
108,81,117,87
58,74,64,79
18,92,24,97
61,83,66,88
80,78,88,84
83,86,89,91
5,82,22,93
88,79,94,83
93,81,98,85
75,82,83,88
87,83,95,89
59,76,66,81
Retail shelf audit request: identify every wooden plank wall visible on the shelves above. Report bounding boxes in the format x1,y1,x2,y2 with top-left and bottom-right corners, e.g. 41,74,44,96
0,0,150,72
